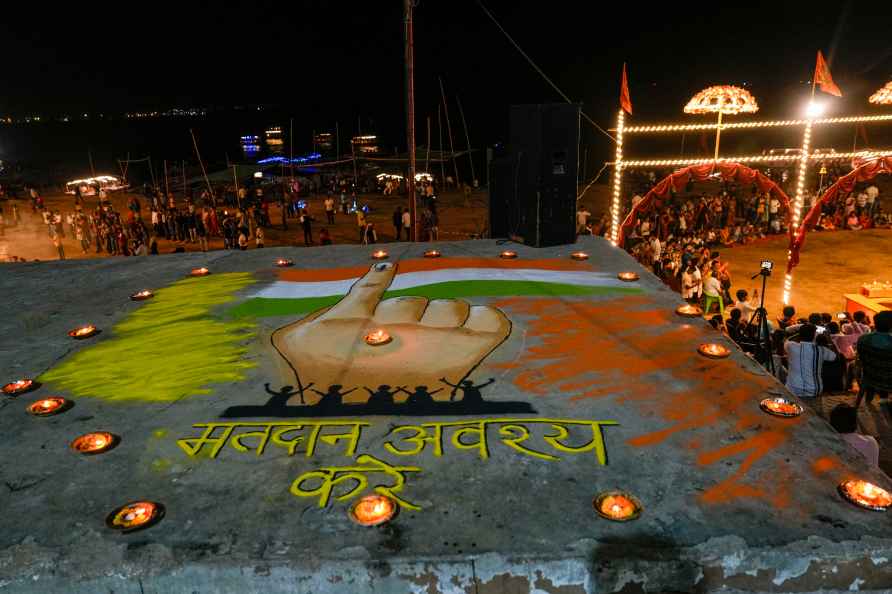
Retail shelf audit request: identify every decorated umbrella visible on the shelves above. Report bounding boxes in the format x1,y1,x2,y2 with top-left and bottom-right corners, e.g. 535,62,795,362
869,81,892,106
684,85,759,160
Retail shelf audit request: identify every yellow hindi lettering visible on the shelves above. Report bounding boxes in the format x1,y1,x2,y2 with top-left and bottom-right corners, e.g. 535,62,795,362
383,424,444,457
447,421,490,460
315,422,369,457
176,423,236,459
540,420,617,465
496,423,559,461
229,424,274,457
289,454,422,510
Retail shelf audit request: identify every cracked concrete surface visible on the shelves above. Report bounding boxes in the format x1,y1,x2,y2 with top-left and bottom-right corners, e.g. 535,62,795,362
2,238,892,593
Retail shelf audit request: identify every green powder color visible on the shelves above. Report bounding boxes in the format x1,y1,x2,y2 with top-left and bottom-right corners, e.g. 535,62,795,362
41,273,257,402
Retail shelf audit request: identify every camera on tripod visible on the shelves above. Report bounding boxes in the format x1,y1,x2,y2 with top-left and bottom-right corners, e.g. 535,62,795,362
759,260,773,277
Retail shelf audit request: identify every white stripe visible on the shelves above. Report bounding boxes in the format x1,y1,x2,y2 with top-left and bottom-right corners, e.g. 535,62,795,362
253,269,628,299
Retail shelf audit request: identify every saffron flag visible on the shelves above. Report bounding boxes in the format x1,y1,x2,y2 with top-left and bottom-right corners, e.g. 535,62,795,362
814,50,842,97
620,63,633,115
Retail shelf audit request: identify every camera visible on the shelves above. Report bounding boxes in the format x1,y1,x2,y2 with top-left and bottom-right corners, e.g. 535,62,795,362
837,312,848,320
760,260,773,272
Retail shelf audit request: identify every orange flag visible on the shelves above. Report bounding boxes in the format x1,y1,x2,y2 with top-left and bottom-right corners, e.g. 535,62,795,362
620,63,633,114
814,50,842,97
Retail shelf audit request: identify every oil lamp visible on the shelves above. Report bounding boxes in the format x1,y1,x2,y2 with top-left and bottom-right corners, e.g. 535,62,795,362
570,251,589,261
698,343,731,359
371,250,389,260
424,250,441,258
106,501,165,533
70,432,119,455
759,397,803,418
365,329,392,346
2,379,37,396
675,304,703,317
190,267,210,277
617,272,639,282
349,494,397,526
594,491,642,522
499,250,518,259
130,290,154,301
275,258,294,267
68,325,98,339
838,479,892,511
27,397,71,417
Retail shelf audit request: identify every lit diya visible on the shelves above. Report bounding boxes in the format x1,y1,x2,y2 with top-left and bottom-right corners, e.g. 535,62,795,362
68,324,98,339
129,290,154,301
371,250,389,260
838,479,892,512
189,267,210,277
70,432,119,455
2,379,37,396
594,491,642,522
698,343,731,359
499,250,518,259
424,250,441,258
617,272,639,282
275,258,294,267
570,251,589,261
675,304,704,318
106,501,165,533
349,494,397,526
365,329,392,346
759,397,803,418
27,397,72,417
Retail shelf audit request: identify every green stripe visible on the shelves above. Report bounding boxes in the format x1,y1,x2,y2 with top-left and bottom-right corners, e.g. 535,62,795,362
228,280,642,319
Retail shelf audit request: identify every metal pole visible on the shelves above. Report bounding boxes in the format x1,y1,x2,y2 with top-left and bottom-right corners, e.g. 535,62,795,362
163,159,170,197
456,95,476,183
404,0,417,240
425,116,431,174
438,76,460,187
713,111,723,160
438,104,446,185
189,129,214,197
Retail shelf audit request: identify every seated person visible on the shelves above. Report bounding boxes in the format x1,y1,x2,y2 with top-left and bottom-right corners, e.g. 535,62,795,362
725,308,745,343
856,311,892,404
777,305,796,330
829,404,879,467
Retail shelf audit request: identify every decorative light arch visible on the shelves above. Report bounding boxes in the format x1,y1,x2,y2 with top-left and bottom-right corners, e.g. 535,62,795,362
786,156,892,273
616,162,794,247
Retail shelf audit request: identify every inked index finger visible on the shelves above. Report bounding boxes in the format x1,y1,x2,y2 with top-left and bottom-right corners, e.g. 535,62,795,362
317,262,398,321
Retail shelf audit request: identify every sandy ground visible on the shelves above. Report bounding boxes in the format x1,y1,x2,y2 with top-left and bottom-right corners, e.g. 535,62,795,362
0,189,490,262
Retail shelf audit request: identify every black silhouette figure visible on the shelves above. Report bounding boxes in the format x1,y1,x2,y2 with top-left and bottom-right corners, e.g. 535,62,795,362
264,382,314,405
364,385,404,412
309,385,357,409
397,385,444,408
440,377,496,404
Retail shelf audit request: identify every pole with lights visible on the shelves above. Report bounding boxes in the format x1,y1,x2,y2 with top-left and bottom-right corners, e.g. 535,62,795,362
609,108,625,245
403,0,418,241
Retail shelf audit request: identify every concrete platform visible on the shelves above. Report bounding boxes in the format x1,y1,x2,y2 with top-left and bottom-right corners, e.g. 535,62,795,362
2,237,892,593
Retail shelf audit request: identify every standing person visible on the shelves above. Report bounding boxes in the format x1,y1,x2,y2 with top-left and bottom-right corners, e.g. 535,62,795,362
238,229,248,251
681,261,702,303
300,209,314,246
784,323,838,398
402,207,412,241
702,264,724,316
324,195,335,224
356,209,367,243
576,205,591,235
196,217,209,252
392,206,403,241
255,226,264,248
52,234,65,260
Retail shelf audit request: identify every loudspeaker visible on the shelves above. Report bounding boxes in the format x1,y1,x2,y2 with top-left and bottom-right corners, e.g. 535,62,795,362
489,103,580,247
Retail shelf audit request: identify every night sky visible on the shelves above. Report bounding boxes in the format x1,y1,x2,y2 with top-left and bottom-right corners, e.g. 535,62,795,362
1,1,890,152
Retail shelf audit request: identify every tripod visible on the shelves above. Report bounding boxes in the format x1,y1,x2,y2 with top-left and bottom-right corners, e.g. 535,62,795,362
746,267,775,375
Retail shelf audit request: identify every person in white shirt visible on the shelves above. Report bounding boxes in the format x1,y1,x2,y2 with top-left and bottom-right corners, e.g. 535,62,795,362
702,265,724,316
784,324,838,398
681,262,702,302
649,236,661,275
830,404,879,467
576,206,591,235
324,196,335,224
401,208,412,241
733,289,758,321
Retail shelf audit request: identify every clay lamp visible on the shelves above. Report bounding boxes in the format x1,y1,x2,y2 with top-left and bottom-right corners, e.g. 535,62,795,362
371,250,389,260
365,329,392,346
275,258,294,267
617,271,639,282
70,432,119,455
499,250,518,259
676,304,703,317
838,479,892,512
2,379,37,396
759,397,803,418
349,494,397,526
27,397,71,417
130,290,154,301
594,491,642,522
570,251,589,261
190,267,210,277
68,324,98,339
106,501,165,533
424,250,441,258
698,343,731,359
